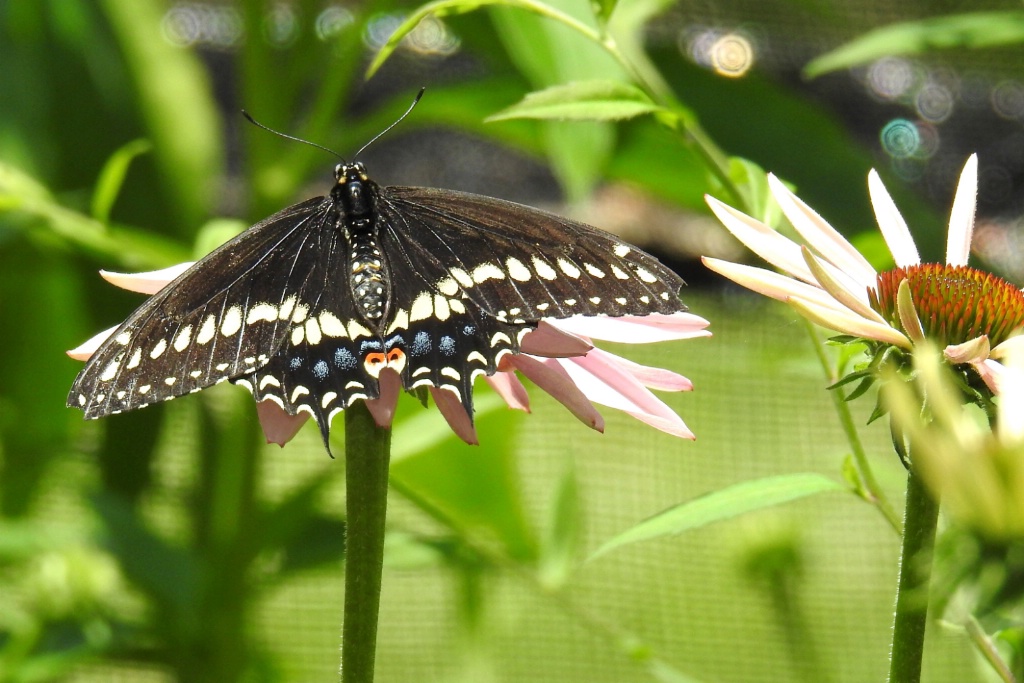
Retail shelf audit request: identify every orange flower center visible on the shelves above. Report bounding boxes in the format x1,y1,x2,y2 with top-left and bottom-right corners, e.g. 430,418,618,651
869,264,1024,347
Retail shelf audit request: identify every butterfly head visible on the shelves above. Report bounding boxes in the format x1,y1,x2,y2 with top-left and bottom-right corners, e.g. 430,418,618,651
332,162,374,217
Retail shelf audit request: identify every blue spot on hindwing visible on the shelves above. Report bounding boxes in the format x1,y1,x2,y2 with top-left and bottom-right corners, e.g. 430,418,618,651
333,347,357,369
462,324,475,336
290,356,302,369
313,360,329,380
410,331,431,356
439,336,456,356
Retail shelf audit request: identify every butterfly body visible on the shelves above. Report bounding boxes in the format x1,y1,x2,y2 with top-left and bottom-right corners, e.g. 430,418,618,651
69,161,687,449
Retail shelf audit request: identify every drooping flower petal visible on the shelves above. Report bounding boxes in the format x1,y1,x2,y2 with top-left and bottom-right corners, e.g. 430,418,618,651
788,297,913,349
946,154,978,267
559,351,695,439
705,196,816,284
550,312,710,344
100,263,195,295
703,257,858,312
510,354,604,431
944,336,990,365
801,247,884,323
486,371,531,411
256,400,309,446
768,174,877,288
896,279,926,344
67,325,119,361
429,387,478,445
520,320,592,357
867,170,920,267
365,369,402,427
604,353,694,392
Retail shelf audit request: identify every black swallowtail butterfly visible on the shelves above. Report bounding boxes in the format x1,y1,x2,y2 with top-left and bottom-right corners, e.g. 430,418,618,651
68,132,687,452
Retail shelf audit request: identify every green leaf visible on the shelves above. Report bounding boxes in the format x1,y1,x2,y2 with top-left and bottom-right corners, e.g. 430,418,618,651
538,463,581,589
366,0,603,79
591,0,616,26
90,138,151,224
99,0,223,231
805,11,1024,78
487,80,663,122
590,473,845,560
390,395,537,562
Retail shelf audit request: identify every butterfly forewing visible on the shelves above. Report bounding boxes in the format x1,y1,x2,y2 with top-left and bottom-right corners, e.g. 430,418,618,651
378,187,684,322
68,197,334,417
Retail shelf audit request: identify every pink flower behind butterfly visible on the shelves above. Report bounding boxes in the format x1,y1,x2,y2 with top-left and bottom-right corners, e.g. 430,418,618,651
69,265,710,445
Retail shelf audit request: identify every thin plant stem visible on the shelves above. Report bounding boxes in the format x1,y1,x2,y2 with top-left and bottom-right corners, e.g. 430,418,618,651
802,320,901,533
966,615,1017,683
340,403,393,683
888,467,939,683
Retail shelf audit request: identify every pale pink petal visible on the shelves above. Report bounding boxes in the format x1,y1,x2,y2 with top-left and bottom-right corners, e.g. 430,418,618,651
549,312,710,344
996,344,1024,442
100,262,195,295
485,372,531,411
429,387,478,445
768,174,877,287
946,154,978,267
897,279,926,344
67,325,119,361
789,297,912,349
971,358,1004,395
703,257,856,311
944,336,990,365
256,400,309,446
991,335,1024,360
520,321,592,357
801,248,885,323
705,195,816,284
364,369,401,427
559,353,694,439
600,352,694,392
623,410,696,440
511,355,604,431
868,170,920,267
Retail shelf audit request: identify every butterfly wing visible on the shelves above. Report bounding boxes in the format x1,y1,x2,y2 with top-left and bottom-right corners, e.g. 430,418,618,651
370,186,686,412
378,186,686,322
68,197,337,418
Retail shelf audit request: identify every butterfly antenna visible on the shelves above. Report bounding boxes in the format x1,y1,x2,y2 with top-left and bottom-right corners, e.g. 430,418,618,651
241,110,346,161
353,87,425,159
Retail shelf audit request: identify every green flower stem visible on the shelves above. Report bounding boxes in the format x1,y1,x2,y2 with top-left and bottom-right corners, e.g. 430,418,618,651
340,403,393,683
966,616,1017,683
803,321,901,533
888,468,939,683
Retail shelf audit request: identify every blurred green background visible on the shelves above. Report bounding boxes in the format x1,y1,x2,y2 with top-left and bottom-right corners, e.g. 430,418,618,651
1,0,1023,681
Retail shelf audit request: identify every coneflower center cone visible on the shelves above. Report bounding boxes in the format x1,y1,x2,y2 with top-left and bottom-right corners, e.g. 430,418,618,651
870,264,1024,347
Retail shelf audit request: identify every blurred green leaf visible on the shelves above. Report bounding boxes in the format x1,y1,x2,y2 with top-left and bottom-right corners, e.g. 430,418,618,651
805,11,1024,78
487,80,663,122
391,395,537,562
0,161,190,269
591,0,616,26
590,474,846,560
538,463,581,590
490,0,621,201
90,139,151,224
366,0,604,80
94,494,199,613
99,0,223,232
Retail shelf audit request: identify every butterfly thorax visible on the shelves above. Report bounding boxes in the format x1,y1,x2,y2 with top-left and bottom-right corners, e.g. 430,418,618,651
334,162,389,324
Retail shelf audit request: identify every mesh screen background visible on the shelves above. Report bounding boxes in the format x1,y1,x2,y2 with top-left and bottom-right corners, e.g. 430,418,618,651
48,292,985,682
